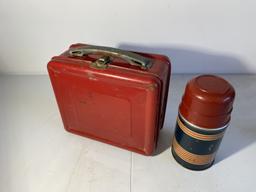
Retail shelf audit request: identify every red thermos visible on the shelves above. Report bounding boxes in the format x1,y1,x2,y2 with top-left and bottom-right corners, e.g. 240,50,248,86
172,75,235,170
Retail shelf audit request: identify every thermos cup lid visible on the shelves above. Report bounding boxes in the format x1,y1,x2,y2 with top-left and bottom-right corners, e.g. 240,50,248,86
179,75,235,129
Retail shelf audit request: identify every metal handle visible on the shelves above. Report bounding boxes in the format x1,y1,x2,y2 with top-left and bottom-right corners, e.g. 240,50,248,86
69,45,152,69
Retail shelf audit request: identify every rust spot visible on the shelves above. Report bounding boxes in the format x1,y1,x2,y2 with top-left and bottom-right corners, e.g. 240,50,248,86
146,83,158,91
49,66,61,74
80,100,87,105
86,72,97,81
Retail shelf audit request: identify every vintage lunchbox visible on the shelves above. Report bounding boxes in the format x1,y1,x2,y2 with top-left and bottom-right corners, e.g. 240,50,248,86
47,43,171,155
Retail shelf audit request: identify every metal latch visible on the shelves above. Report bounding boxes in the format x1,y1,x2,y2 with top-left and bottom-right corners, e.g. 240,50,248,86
90,55,111,69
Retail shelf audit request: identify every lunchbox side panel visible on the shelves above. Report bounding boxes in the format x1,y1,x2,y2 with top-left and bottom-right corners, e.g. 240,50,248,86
149,55,171,130
47,61,77,131
159,58,171,129
142,77,162,155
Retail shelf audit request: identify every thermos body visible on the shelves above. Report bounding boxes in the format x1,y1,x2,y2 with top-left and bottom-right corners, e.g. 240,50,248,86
172,113,228,170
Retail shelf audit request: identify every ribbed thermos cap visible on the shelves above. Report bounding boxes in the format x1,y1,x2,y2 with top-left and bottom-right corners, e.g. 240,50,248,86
179,75,235,128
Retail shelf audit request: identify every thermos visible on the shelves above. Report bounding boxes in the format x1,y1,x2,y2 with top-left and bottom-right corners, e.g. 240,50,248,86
171,75,235,170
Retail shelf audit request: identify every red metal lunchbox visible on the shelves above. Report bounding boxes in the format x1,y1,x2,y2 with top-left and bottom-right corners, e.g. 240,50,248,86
47,43,171,155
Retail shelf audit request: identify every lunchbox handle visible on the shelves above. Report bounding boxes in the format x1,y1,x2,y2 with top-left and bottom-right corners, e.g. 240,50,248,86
68,45,152,69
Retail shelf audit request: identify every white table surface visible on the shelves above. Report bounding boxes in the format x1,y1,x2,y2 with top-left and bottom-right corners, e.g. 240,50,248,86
0,74,255,192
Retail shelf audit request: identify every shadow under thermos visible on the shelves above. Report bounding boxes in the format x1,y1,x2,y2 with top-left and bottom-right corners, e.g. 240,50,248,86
171,75,235,170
